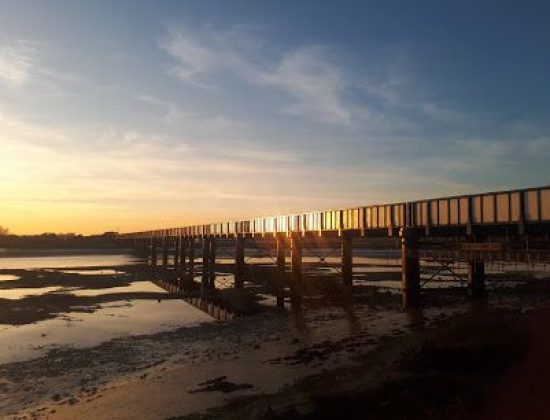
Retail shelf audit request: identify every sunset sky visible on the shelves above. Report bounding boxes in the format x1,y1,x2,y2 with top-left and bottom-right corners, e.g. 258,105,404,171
1,1,549,234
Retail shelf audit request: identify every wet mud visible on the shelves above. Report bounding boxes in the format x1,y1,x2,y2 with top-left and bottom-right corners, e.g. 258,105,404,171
174,308,544,420
1,252,550,419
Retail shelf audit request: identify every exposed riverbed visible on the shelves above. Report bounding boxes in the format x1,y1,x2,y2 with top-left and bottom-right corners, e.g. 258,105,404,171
0,249,549,419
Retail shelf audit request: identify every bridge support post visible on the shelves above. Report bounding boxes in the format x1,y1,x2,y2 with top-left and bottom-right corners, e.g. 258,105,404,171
162,236,169,267
277,235,286,269
202,238,210,283
141,239,148,258
400,228,420,308
209,238,217,288
180,238,187,271
235,236,245,288
177,238,188,291
290,233,303,305
150,237,158,267
174,237,180,267
200,238,210,299
276,235,286,307
161,236,169,282
468,259,485,298
341,232,353,286
189,239,195,278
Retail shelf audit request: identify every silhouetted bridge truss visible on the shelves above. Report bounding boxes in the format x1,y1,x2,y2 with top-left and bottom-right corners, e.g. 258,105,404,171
120,185,550,309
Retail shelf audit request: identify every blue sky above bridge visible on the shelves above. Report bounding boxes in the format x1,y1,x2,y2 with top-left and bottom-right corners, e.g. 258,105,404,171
0,0,549,233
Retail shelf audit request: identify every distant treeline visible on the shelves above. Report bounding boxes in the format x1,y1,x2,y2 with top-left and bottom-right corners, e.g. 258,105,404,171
0,232,123,249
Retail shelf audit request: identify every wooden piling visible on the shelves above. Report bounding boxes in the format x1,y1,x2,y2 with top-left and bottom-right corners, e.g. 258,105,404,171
209,237,216,287
173,236,180,267
290,233,303,304
189,239,195,277
162,236,169,267
400,228,420,308
180,238,187,270
341,232,353,286
202,237,210,283
142,239,148,258
468,259,485,298
276,235,286,269
235,236,245,288
276,235,286,307
150,237,157,267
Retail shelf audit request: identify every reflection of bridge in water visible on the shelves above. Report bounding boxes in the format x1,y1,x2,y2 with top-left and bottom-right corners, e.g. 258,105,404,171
120,186,550,310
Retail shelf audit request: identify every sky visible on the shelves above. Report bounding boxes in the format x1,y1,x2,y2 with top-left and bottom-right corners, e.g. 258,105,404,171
0,0,549,234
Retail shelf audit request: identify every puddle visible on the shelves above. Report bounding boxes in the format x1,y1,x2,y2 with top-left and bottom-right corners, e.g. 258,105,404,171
0,287,63,300
0,254,137,270
70,281,165,296
50,269,126,276
0,274,20,281
0,298,215,363
0,281,166,300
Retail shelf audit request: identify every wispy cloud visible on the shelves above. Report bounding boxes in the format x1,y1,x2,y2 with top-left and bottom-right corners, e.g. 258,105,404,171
256,46,354,125
160,30,218,89
136,93,245,134
160,27,256,89
161,27,358,125
0,40,39,87
160,26,475,129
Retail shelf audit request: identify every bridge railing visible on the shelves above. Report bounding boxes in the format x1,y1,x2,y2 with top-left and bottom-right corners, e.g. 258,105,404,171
120,185,550,239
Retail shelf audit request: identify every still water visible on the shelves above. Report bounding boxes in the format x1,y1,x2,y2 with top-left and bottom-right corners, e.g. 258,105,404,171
0,253,214,364
1,250,546,364
0,254,138,270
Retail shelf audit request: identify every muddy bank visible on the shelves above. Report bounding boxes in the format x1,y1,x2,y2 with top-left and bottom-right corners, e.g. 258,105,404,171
173,306,543,420
7,287,550,420
2,256,550,419
0,294,458,418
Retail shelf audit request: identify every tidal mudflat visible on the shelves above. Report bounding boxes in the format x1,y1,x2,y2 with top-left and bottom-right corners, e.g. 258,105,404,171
1,250,549,419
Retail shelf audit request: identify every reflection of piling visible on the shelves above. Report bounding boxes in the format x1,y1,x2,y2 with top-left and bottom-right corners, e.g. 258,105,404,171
276,235,286,307
235,236,245,288
341,232,353,286
290,233,303,305
468,259,485,298
401,228,420,308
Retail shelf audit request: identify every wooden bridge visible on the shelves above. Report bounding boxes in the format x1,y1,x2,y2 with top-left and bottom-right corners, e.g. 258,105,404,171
120,185,550,308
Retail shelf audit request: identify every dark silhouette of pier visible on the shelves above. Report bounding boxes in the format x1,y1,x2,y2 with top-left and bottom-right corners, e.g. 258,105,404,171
120,186,550,308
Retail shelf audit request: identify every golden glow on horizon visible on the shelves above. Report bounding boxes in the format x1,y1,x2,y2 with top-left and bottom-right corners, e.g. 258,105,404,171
0,112,369,235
